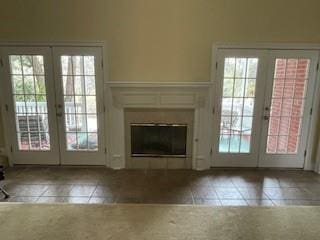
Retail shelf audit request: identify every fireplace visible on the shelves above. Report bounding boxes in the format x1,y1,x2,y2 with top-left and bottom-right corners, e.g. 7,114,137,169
124,108,194,169
131,123,187,158
109,82,210,170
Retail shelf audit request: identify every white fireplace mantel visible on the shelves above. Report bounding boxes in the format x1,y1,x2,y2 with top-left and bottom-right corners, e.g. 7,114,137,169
105,82,213,170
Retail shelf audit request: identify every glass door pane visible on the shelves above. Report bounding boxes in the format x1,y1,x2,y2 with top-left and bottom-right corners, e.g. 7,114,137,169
219,57,258,153
259,50,318,168
60,55,98,151
266,58,309,154
9,55,50,151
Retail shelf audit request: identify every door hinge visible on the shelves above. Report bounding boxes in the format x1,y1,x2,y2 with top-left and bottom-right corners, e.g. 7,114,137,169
304,150,307,158
210,148,213,155
317,62,319,71
104,147,107,154
0,57,3,67
103,105,106,113
310,108,313,115
5,104,9,112
215,62,218,69
10,146,13,153
212,107,215,115
101,59,104,68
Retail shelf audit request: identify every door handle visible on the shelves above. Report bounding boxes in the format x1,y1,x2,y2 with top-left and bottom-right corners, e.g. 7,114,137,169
56,112,63,117
263,115,269,120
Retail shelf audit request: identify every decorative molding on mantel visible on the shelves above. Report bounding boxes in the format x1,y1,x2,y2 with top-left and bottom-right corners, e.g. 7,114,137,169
107,82,211,109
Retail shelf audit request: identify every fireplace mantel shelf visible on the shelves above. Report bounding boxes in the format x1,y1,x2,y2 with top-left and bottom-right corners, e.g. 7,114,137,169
106,81,213,88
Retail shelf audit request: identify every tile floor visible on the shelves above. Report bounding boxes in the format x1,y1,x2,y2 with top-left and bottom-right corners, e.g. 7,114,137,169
1,167,320,206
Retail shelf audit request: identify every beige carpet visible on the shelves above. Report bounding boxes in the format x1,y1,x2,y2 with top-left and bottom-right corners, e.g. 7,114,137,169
0,203,320,240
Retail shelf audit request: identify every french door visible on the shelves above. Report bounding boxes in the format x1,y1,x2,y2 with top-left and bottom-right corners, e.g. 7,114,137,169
212,49,319,168
0,46,105,165
212,49,267,167
53,47,105,165
259,50,318,168
1,47,59,164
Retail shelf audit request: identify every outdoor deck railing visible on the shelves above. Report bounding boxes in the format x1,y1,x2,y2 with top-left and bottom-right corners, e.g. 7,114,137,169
15,102,81,128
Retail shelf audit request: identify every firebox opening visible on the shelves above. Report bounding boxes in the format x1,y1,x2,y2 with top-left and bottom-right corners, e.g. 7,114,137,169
130,123,187,158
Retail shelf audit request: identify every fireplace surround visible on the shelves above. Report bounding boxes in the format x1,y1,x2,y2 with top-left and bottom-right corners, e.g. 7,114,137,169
107,82,212,170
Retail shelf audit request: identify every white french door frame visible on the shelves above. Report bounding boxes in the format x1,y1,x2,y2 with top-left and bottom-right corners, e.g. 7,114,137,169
0,47,60,164
258,50,319,168
52,47,106,165
306,51,320,172
0,42,107,166
211,49,268,167
211,44,320,171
